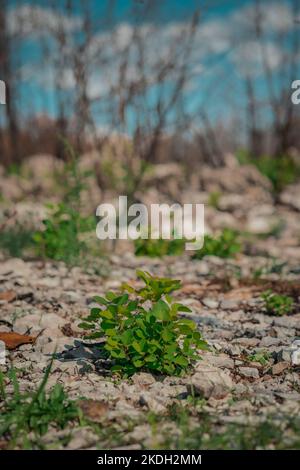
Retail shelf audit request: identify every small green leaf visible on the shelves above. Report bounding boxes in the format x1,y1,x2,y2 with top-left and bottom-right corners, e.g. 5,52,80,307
78,322,92,330
93,296,108,305
151,299,171,321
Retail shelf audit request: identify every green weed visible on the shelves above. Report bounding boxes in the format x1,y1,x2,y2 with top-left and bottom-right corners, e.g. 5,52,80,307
261,290,294,316
237,151,300,193
208,191,222,209
134,237,185,257
33,203,94,265
193,228,241,260
33,140,96,266
247,351,271,366
0,224,34,257
0,364,81,449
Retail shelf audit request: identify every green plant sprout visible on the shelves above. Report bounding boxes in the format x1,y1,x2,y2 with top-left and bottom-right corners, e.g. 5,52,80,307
80,270,209,376
247,351,271,366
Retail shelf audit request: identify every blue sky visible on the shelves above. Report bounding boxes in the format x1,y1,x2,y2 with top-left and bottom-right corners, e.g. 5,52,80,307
3,0,299,133
8,0,254,25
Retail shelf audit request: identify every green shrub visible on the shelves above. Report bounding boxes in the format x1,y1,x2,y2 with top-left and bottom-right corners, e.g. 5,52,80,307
261,290,294,316
80,270,208,376
134,237,185,257
192,228,241,260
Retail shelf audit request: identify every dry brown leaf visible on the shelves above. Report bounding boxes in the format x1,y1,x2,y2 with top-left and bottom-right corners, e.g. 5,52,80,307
78,399,109,422
0,331,36,350
0,290,17,302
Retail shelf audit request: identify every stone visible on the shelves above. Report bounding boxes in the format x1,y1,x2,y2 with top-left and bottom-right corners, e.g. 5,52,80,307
14,313,66,337
202,298,219,309
0,258,31,278
247,214,279,234
138,393,168,413
220,299,239,310
238,367,260,379
37,277,60,288
273,317,300,329
66,427,98,450
187,362,233,399
41,337,76,354
132,372,156,388
291,350,300,366
271,362,290,375
203,353,234,369
280,184,300,211
260,336,283,347
0,340,6,364
232,337,260,348
233,383,250,396
196,316,222,327
61,291,83,303
51,359,93,375
225,345,241,356
276,349,292,363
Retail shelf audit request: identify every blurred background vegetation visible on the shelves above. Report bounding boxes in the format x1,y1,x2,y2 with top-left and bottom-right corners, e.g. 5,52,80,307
0,0,300,264
1,1,300,169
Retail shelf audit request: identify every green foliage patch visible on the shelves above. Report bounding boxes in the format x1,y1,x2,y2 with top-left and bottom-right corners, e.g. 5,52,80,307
193,228,241,260
33,203,94,265
261,290,294,316
0,224,34,258
247,351,271,366
134,237,186,257
208,190,222,209
0,364,81,449
33,141,95,265
80,270,208,376
237,151,300,193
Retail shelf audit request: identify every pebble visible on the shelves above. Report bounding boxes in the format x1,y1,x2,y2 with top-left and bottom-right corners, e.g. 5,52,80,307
276,348,292,363
238,367,260,379
271,362,290,375
232,337,260,348
203,353,235,369
202,298,219,309
220,299,240,310
260,336,284,348
187,362,233,399
291,350,300,366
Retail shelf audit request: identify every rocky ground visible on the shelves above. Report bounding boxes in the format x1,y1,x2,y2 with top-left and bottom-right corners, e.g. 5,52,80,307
0,158,300,449
0,248,300,449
